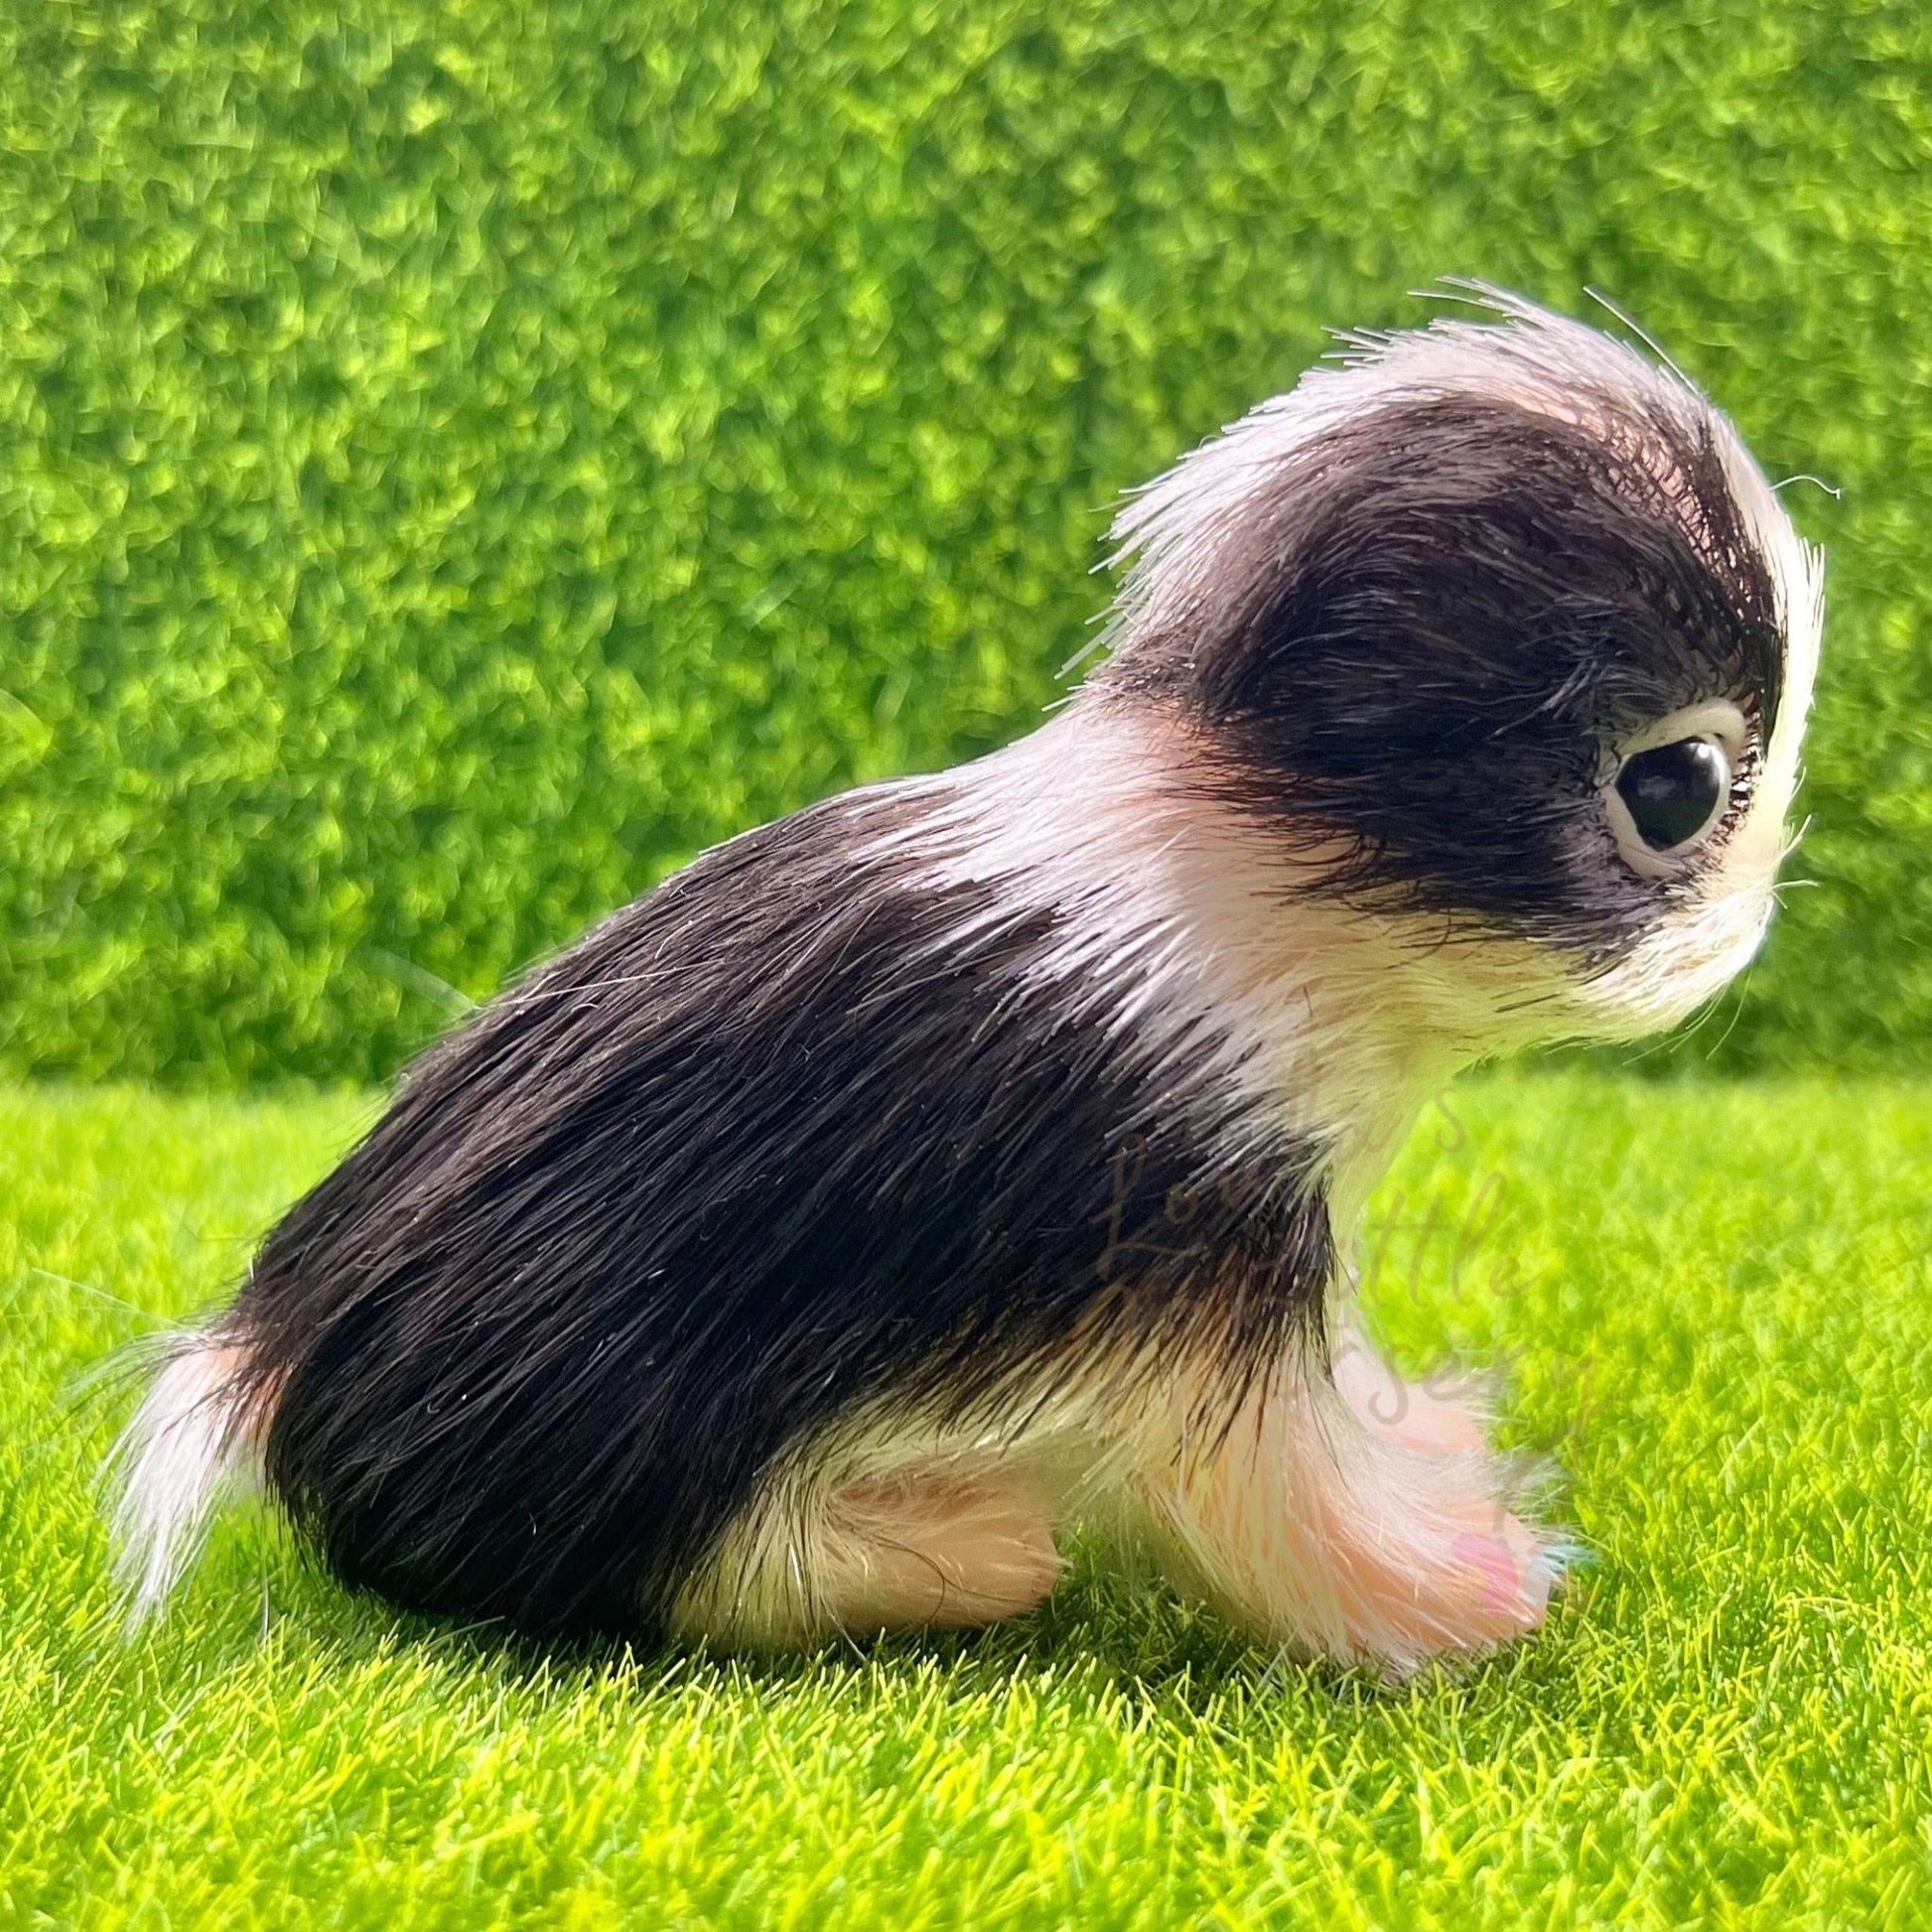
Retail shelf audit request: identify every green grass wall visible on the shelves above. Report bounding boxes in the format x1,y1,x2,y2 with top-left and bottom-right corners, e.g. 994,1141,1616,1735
1,0,1925,1083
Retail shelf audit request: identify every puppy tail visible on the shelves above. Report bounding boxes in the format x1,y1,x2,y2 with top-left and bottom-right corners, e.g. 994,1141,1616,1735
108,1328,267,1625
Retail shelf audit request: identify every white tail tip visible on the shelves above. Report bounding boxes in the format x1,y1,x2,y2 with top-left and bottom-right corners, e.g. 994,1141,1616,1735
109,1336,258,1624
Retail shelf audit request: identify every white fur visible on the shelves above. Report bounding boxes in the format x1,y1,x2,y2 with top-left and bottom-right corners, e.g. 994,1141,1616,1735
110,1337,259,1623
669,1392,1090,1646
694,297,1819,1664
1584,406,1824,1036
1136,1333,1559,1669
1102,284,1823,1044
679,710,1573,1661
1103,286,1816,673
905,704,1580,1224
118,296,1816,1670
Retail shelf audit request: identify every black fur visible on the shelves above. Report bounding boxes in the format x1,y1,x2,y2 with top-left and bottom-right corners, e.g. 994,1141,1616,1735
230,786,1330,1637
205,355,1790,1644
1101,394,1783,956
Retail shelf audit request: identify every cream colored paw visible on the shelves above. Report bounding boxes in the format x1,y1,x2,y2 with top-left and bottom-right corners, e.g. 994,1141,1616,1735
815,1469,1064,1632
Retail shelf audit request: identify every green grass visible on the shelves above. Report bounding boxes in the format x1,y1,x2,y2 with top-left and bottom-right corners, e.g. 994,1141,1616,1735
4,1074,1929,1928
4,0,1932,1083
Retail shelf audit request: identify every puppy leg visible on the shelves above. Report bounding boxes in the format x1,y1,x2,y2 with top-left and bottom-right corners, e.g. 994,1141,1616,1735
811,1467,1065,1632
1133,1329,1561,1673
671,1457,1063,1647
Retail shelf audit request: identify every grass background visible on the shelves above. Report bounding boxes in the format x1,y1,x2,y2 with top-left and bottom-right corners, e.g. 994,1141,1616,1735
6,1074,1930,1928
4,0,1932,1082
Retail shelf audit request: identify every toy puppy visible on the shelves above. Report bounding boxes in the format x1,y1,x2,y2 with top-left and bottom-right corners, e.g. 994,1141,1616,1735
115,292,1820,1672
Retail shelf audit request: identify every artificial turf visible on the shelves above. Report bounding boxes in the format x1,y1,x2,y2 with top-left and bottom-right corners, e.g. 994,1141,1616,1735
3,1073,1928,1928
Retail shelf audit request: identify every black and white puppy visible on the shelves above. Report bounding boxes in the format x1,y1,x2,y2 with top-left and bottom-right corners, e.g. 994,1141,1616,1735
116,292,1821,1672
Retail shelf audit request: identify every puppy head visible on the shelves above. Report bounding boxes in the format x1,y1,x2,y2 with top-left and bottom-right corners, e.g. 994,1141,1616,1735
1094,289,1824,1046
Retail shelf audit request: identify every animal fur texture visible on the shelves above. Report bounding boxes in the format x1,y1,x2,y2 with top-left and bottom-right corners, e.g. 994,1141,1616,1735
113,290,1822,1673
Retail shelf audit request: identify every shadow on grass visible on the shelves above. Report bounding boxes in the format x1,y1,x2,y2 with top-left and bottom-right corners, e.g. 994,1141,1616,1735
159,1520,1586,1734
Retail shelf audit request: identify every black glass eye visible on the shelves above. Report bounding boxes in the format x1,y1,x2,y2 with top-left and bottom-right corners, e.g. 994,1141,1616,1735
1614,738,1730,852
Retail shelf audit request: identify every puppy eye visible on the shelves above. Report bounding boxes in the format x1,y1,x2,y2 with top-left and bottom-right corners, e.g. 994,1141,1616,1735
1613,737,1730,853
